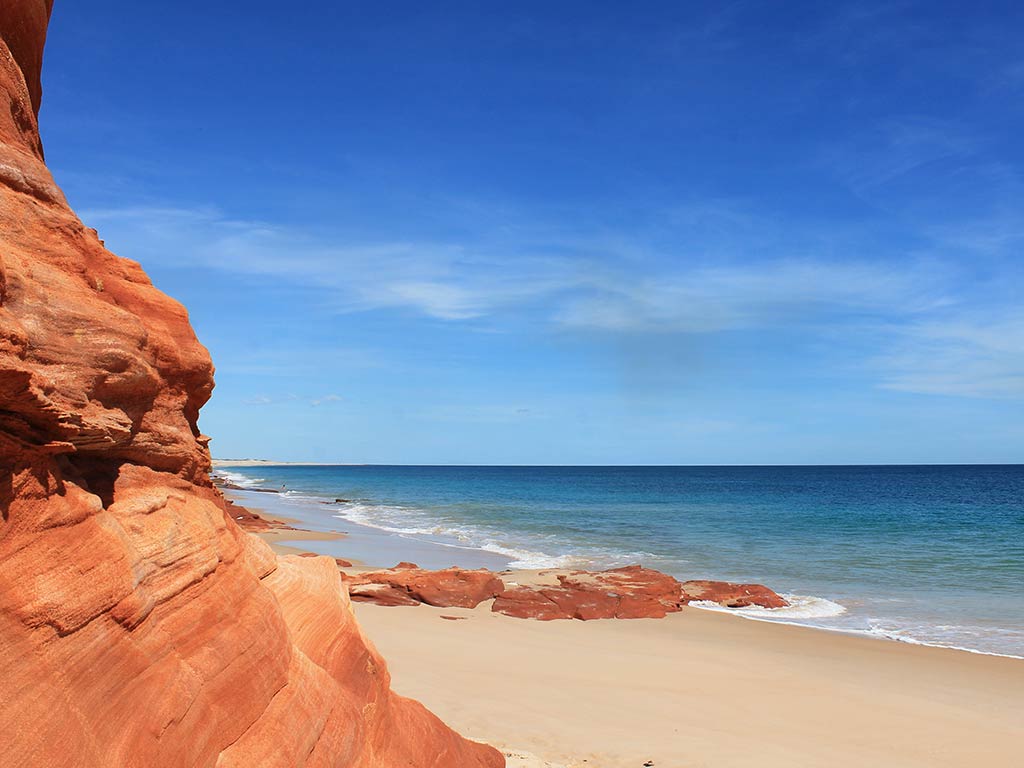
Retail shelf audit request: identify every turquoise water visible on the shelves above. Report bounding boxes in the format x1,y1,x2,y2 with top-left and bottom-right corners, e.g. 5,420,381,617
220,464,1024,657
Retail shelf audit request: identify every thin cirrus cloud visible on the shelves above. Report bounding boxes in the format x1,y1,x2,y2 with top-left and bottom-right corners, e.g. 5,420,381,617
875,313,1024,399
82,204,946,326
311,394,344,406
823,117,981,198
81,205,583,321
82,204,1022,400
820,116,1024,247
554,260,953,334
242,393,345,407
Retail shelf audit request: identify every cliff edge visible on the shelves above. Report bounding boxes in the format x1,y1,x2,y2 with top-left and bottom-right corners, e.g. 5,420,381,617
0,3,502,766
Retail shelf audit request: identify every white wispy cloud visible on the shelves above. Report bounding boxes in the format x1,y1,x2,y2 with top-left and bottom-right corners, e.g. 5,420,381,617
555,259,953,333
241,393,345,407
875,312,1024,398
821,116,981,198
82,204,1022,400
820,115,1024,255
241,395,274,406
311,394,344,406
83,205,586,321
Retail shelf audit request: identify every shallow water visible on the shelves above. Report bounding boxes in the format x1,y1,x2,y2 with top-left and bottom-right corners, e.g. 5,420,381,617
220,464,1024,657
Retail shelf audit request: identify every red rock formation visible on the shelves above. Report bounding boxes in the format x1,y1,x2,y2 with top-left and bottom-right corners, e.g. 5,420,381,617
0,4,501,766
347,566,506,608
680,580,789,609
492,566,686,621
342,564,790,619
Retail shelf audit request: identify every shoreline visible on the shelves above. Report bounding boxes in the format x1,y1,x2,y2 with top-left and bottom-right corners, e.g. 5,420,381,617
218,478,1024,765
218,477,1023,659
221,482,515,571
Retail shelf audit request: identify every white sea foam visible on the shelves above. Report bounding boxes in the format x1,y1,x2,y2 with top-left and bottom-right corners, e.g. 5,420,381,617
216,470,267,488
691,597,1024,659
325,499,661,570
690,593,848,620
852,621,1024,660
473,541,584,569
325,503,574,567
332,502,450,537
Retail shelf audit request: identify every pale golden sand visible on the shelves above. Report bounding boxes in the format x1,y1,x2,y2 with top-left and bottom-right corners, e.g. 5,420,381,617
356,598,1024,768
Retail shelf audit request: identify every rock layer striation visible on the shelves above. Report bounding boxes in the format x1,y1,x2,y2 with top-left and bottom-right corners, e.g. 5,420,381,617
0,4,501,766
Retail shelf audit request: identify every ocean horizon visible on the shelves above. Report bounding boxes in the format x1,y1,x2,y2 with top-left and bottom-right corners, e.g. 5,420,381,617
218,462,1024,658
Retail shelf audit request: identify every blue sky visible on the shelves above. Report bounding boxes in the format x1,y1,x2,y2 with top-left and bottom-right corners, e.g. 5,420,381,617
41,1,1023,464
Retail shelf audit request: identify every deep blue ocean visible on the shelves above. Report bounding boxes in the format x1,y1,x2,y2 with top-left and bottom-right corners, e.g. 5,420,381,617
219,464,1024,656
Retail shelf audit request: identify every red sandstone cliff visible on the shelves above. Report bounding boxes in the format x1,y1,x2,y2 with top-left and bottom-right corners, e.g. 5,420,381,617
0,4,501,766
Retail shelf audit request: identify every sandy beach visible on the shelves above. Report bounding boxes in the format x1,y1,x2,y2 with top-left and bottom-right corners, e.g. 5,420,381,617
232,488,1024,767
357,600,1024,768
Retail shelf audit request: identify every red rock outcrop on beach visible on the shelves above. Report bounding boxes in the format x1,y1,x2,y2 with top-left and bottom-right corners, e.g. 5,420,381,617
492,566,687,620
489,567,789,620
347,566,506,608
341,561,790,619
0,4,501,767
680,580,789,609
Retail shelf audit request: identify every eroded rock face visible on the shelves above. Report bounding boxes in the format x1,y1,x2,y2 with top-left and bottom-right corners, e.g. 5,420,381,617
347,566,506,608
0,4,501,766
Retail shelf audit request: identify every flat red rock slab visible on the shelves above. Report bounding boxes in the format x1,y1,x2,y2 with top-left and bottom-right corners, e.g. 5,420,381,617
492,565,686,620
680,580,789,608
347,567,506,608
344,563,789,615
